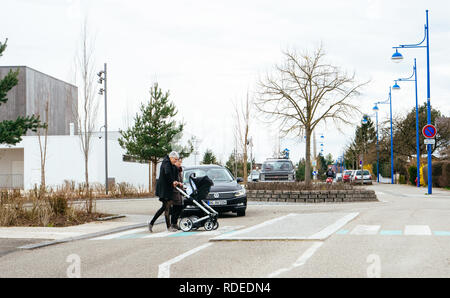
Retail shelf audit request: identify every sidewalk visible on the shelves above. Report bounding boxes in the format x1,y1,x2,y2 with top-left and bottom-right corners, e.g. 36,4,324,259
368,183,450,198
0,214,150,240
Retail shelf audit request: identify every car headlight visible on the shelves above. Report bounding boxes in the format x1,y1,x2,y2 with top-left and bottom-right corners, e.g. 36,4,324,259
235,187,246,197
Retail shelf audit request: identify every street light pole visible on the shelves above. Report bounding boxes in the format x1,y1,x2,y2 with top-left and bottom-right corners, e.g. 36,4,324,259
391,10,432,194
373,104,380,183
392,59,420,187
389,87,394,184
98,63,108,195
375,88,394,185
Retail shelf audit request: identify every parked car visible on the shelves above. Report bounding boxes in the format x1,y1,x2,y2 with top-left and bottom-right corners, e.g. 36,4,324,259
181,165,247,217
259,158,296,182
248,170,260,182
343,170,353,183
351,170,373,185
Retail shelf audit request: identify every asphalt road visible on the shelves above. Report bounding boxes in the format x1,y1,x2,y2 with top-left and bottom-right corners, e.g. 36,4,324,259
0,183,449,278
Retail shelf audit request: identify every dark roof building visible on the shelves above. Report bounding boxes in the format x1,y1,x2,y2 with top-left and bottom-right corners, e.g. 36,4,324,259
0,66,78,136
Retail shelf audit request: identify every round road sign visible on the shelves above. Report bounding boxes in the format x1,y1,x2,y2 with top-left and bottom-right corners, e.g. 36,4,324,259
422,124,437,139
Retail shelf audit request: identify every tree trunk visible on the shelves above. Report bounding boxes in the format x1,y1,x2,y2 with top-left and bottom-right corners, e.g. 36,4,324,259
152,159,157,196
305,128,312,186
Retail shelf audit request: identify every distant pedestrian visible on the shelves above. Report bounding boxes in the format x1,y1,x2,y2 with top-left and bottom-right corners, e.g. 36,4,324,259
326,167,335,179
170,158,184,230
148,151,182,232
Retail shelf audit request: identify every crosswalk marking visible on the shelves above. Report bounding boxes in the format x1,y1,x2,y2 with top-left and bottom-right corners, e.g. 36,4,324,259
90,226,243,240
404,225,432,236
90,228,147,240
379,230,402,235
336,225,450,236
350,225,381,235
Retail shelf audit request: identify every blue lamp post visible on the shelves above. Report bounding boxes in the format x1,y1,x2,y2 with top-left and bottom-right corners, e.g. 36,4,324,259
392,10,432,194
375,87,395,184
391,59,420,187
372,104,380,183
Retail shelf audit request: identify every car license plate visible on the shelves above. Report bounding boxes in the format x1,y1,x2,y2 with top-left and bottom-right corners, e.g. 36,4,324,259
208,200,227,206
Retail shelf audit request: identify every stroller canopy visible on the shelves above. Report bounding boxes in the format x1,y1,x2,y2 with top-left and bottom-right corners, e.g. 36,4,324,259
190,175,214,201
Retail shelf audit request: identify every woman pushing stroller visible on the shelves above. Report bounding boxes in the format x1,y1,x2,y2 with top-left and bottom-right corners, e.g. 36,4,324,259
148,151,183,232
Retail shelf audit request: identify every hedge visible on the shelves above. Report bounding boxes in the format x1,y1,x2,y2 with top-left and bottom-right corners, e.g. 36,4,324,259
422,161,450,188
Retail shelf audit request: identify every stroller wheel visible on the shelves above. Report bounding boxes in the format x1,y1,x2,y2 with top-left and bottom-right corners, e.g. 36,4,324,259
189,216,200,230
179,217,193,232
213,220,219,230
204,219,215,231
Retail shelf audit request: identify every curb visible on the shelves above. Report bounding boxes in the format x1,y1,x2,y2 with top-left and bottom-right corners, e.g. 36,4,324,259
16,217,165,250
17,222,147,250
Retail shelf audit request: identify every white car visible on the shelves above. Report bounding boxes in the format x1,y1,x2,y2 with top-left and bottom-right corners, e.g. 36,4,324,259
351,170,373,185
248,170,260,182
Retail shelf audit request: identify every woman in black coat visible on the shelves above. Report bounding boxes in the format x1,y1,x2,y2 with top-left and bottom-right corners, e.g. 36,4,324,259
170,158,184,230
148,152,182,232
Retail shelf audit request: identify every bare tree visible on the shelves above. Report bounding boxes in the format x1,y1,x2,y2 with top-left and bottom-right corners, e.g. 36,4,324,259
75,18,99,211
256,46,368,185
37,100,49,192
233,91,251,184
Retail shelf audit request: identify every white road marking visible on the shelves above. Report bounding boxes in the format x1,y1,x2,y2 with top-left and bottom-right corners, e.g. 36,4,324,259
195,226,245,237
158,243,213,278
143,231,178,238
350,225,381,235
309,212,359,239
404,225,432,235
267,242,323,278
211,214,298,240
90,228,147,240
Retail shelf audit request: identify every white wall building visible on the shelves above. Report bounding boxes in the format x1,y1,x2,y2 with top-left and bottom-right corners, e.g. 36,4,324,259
0,131,149,190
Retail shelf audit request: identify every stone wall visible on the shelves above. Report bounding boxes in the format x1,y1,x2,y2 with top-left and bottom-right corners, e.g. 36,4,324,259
247,189,378,203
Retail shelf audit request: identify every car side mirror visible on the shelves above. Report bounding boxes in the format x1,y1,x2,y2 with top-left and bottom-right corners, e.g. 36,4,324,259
236,177,244,183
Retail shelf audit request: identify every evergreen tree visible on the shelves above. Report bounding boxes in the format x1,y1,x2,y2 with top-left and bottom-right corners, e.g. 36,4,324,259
201,149,218,165
0,39,44,145
118,83,184,194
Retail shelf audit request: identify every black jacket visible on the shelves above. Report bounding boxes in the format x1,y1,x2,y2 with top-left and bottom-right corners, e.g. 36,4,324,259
156,155,178,201
326,170,335,178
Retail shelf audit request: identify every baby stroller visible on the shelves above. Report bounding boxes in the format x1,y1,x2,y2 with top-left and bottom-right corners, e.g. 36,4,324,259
175,174,219,232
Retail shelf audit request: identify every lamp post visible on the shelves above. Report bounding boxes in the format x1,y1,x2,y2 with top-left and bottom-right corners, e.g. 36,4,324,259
375,87,394,184
391,59,420,187
373,104,380,183
97,63,108,195
391,10,432,194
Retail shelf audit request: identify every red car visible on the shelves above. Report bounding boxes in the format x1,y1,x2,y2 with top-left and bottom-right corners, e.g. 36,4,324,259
343,170,353,183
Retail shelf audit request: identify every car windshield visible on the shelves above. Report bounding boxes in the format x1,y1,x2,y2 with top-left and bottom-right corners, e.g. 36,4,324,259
355,170,370,175
183,168,234,183
262,161,293,171
345,171,352,175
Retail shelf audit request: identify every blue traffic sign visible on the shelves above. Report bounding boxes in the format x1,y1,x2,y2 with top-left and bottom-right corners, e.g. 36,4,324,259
422,124,437,139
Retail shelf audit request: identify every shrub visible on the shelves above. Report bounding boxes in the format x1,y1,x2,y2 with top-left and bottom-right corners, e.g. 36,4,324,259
423,161,450,187
399,175,406,184
408,166,417,185
438,162,450,188
247,182,354,191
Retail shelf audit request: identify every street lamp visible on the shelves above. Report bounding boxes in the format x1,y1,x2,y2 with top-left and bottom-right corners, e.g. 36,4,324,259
392,59,421,187
375,87,395,184
391,10,432,194
373,104,380,183
97,63,109,195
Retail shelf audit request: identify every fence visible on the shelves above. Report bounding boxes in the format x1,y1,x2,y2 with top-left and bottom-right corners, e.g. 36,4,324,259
0,174,24,189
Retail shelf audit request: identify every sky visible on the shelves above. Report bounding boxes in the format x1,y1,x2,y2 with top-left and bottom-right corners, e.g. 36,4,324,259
1,0,449,166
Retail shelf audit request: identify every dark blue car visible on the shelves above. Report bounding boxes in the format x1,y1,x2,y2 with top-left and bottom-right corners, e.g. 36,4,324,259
181,165,247,217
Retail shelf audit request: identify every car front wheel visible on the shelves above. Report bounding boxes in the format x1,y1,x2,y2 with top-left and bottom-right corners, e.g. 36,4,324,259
236,210,246,217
